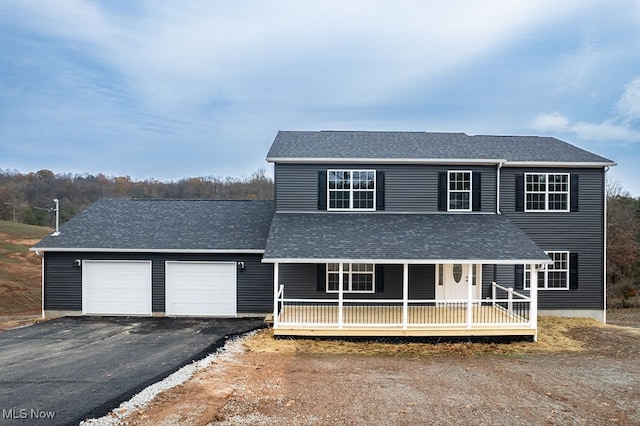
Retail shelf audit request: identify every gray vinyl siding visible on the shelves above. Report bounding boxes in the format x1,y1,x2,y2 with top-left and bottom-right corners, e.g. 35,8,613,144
499,167,606,310
278,264,435,299
275,163,496,213
44,252,273,314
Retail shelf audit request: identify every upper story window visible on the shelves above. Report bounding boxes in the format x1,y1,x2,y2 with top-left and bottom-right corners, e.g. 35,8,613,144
448,171,472,211
524,251,569,290
328,170,375,211
326,263,375,293
525,173,569,212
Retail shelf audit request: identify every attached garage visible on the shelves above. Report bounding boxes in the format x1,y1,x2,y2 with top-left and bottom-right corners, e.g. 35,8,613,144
82,260,152,315
165,261,237,316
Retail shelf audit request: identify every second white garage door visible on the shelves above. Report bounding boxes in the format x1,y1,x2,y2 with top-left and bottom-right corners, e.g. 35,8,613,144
165,261,237,316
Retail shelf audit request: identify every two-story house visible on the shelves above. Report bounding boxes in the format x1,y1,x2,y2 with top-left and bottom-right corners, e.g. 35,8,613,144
32,131,614,341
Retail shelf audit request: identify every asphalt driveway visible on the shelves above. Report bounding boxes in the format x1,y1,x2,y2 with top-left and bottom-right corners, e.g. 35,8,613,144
0,316,264,425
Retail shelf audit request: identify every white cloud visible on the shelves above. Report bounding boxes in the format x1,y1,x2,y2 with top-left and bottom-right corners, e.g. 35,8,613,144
616,78,640,122
532,75,640,144
531,112,570,133
570,120,640,142
7,0,588,112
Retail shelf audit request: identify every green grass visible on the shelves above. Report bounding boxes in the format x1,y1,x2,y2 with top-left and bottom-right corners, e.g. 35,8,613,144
0,220,52,240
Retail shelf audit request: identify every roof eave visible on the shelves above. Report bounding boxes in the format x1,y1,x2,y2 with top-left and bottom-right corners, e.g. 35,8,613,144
267,157,616,168
30,247,265,254
503,161,616,168
262,258,553,265
266,157,507,165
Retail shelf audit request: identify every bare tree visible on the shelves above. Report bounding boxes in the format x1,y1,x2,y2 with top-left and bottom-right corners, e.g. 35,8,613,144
607,179,640,306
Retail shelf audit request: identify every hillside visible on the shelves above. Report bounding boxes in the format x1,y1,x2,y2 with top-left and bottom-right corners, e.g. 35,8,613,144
0,221,51,315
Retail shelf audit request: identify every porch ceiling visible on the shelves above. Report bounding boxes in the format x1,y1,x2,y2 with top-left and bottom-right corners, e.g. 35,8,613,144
263,213,551,264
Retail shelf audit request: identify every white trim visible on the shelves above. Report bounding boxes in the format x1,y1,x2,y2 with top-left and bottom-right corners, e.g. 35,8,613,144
524,172,570,212
524,251,570,290
263,258,552,265
326,262,375,294
267,157,615,168
447,170,472,212
327,169,376,211
30,248,264,254
268,157,507,165
503,161,616,168
274,210,496,215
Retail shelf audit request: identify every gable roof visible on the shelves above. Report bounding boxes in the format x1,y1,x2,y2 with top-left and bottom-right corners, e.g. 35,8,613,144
263,212,551,264
266,131,615,166
32,199,274,252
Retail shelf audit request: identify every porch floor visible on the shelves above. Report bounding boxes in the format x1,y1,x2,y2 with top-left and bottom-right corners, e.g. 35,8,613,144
274,304,535,337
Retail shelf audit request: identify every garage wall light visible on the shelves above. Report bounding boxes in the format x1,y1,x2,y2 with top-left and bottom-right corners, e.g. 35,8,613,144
74,259,81,267
237,261,245,270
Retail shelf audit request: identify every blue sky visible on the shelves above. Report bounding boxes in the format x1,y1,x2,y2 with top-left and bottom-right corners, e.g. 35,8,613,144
1,1,639,195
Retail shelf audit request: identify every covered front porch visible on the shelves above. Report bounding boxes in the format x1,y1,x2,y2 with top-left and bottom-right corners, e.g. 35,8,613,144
272,264,540,339
263,213,552,341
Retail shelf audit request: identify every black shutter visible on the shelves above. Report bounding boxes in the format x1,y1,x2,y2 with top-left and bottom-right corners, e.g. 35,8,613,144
569,253,579,290
515,174,525,212
492,264,497,283
472,172,481,211
438,172,447,211
376,171,385,211
375,264,384,292
570,174,579,212
514,264,524,290
316,263,326,292
318,171,327,210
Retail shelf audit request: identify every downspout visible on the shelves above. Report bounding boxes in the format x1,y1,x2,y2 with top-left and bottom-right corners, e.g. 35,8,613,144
496,161,505,214
603,166,610,324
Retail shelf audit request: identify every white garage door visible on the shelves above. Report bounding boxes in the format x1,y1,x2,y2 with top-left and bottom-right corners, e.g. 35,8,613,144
165,261,237,316
82,260,152,315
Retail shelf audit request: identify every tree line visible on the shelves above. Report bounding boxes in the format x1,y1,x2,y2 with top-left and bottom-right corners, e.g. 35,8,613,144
0,168,273,226
1,167,638,307
607,180,640,307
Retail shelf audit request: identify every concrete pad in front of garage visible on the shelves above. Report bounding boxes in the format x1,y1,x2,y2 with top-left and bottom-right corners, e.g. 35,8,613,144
0,316,265,425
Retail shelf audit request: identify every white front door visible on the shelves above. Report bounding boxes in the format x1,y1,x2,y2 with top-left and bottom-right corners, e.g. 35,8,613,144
436,264,481,301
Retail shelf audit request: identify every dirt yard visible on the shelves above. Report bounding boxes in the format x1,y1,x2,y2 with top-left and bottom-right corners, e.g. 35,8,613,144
114,312,640,426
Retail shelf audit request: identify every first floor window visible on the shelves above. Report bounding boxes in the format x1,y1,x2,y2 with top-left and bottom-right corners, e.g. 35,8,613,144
327,263,375,293
448,171,471,211
524,251,569,289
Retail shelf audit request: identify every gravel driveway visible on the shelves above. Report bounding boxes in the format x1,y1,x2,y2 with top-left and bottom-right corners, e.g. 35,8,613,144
120,313,640,425
0,316,264,425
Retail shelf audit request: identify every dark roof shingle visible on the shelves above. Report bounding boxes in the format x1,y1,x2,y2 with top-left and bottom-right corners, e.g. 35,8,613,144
264,212,550,263
267,131,614,164
34,199,274,251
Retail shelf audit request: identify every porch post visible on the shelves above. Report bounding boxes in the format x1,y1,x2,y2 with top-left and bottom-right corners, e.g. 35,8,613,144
402,263,409,329
466,263,473,328
338,263,344,329
273,262,279,329
530,263,538,342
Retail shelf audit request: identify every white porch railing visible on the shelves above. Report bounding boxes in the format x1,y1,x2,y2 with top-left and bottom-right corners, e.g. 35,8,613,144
274,283,532,330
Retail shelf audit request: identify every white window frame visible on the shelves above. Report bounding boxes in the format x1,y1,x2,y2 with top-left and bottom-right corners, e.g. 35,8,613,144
524,251,569,290
326,263,375,293
447,170,472,212
524,173,570,212
327,170,376,211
